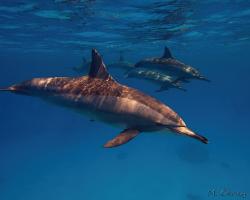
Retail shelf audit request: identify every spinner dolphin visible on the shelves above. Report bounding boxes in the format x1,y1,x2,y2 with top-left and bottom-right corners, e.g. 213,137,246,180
0,49,208,147
107,51,134,72
135,46,210,82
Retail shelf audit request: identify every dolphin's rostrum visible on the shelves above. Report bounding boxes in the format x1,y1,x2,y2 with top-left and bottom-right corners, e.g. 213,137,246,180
0,49,208,147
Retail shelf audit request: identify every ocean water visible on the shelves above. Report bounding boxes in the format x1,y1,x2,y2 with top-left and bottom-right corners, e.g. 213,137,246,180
0,1,250,200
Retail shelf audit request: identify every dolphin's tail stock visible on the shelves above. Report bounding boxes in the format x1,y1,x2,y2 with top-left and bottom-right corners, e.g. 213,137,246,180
171,126,208,144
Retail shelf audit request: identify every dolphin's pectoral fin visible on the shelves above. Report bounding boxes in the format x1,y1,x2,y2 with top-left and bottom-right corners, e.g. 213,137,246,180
104,129,140,148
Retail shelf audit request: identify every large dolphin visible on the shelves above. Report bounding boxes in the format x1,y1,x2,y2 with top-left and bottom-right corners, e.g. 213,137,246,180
0,49,208,147
135,46,210,82
126,68,186,92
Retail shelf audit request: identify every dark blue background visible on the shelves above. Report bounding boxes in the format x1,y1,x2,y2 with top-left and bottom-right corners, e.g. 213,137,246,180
0,1,250,199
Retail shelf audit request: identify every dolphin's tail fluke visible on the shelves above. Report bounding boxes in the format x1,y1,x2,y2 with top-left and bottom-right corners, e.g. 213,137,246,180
171,126,208,144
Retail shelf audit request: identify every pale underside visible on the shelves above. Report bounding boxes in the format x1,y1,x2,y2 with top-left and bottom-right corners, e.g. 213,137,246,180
44,93,183,132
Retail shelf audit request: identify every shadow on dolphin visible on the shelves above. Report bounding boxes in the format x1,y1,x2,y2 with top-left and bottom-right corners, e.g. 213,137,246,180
0,49,208,148
135,46,210,82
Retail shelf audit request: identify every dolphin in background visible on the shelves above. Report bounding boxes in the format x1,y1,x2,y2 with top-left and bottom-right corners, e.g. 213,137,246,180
107,51,134,72
125,68,186,92
0,49,208,147
72,56,90,74
73,51,133,75
135,46,210,82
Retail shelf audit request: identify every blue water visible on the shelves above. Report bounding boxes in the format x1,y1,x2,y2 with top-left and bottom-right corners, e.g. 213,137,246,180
0,1,250,200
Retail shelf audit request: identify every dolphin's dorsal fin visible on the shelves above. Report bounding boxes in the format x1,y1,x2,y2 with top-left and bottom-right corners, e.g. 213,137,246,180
162,46,173,59
89,49,113,80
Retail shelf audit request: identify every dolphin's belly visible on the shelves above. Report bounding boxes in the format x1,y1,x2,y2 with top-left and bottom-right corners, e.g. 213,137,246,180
48,93,179,131
77,95,181,130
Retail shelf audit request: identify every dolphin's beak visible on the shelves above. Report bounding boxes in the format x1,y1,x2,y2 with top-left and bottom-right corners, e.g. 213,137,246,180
198,76,211,82
0,86,16,92
0,85,30,95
